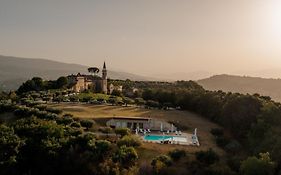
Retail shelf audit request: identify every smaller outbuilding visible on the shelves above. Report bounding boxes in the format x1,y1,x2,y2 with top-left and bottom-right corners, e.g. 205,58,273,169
106,116,176,131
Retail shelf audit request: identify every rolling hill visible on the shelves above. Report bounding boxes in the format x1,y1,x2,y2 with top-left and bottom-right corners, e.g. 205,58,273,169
198,74,281,102
0,55,154,91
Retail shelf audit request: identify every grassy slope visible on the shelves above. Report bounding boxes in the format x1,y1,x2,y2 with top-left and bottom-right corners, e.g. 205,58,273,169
1,104,225,173
49,104,224,156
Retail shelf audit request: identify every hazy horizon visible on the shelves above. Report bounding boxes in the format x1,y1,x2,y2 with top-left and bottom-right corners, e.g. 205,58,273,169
1,0,281,79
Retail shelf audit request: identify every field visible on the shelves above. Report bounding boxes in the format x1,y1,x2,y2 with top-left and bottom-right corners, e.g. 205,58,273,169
49,103,225,156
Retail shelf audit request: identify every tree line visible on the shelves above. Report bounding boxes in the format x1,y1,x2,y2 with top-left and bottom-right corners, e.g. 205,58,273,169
17,77,69,94
7,78,281,174
0,102,140,175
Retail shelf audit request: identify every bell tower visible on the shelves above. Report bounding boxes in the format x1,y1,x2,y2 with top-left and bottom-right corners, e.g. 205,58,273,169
102,61,108,94
102,61,107,80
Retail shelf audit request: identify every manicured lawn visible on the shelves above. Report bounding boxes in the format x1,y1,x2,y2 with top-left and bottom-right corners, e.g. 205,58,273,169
77,92,110,100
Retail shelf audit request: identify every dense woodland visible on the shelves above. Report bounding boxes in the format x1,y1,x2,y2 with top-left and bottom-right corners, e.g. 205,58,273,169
1,77,281,174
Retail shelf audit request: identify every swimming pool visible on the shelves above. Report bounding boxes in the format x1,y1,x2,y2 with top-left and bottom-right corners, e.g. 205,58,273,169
143,135,188,143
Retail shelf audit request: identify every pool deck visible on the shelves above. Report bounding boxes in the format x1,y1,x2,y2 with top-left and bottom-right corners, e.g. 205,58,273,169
138,131,200,146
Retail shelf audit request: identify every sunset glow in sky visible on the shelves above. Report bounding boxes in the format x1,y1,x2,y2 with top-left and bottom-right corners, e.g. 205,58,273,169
1,0,281,77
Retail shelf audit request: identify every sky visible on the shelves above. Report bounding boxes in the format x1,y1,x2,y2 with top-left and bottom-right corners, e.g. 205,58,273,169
1,0,281,78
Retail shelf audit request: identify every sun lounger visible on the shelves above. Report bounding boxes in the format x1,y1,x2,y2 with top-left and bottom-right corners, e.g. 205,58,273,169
175,131,178,135
166,130,170,134
179,131,182,135
163,140,169,144
147,129,151,133
139,129,143,133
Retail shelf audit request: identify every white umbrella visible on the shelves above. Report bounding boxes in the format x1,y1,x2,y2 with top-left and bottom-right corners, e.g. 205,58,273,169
160,122,163,132
171,124,174,132
194,128,197,136
135,128,138,135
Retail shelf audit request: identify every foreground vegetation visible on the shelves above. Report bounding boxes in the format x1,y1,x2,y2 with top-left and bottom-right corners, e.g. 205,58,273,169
48,103,222,153
1,77,281,174
0,102,141,175
0,101,229,175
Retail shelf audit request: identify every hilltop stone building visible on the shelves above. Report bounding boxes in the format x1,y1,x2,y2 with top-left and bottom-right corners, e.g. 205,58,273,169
109,84,123,94
67,62,108,93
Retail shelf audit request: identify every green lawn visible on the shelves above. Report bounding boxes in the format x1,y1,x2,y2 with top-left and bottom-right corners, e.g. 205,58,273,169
76,92,122,101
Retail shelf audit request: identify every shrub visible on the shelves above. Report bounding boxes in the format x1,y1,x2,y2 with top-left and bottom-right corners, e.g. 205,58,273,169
64,126,83,137
111,89,122,97
0,124,23,167
14,107,32,118
35,111,48,119
206,163,236,175
81,96,93,102
80,119,95,130
34,104,47,111
14,107,41,118
56,115,74,125
115,128,131,137
44,113,59,120
117,135,141,147
240,153,275,175
94,140,112,159
211,128,224,137
151,155,172,167
63,113,74,118
114,146,138,168
99,127,113,134
70,122,81,128
26,101,41,107
0,103,16,113
108,96,118,105
45,107,62,114
168,149,186,161
135,98,145,106
146,100,160,108
225,140,241,153
195,149,219,165
227,156,243,172
69,96,79,102
216,136,230,148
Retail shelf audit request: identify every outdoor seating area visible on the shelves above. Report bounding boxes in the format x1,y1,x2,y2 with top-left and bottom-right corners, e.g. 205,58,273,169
106,116,200,146
134,127,183,136
139,128,199,146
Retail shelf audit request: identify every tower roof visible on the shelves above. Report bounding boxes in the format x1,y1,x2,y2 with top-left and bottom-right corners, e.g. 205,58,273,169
103,61,106,69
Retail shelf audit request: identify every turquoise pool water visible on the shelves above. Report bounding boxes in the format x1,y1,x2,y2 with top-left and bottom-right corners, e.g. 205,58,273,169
144,135,173,141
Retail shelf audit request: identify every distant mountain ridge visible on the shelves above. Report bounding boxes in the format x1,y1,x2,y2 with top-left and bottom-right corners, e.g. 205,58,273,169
152,71,213,81
0,55,155,91
198,74,281,102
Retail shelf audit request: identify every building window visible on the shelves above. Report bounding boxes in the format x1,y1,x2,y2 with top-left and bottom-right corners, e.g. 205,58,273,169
122,122,126,128
116,122,121,128
139,123,144,129
127,122,132,129
133,123,137,129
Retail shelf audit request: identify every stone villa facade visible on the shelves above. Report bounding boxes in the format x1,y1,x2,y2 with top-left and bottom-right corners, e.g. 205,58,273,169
67,62,108,93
